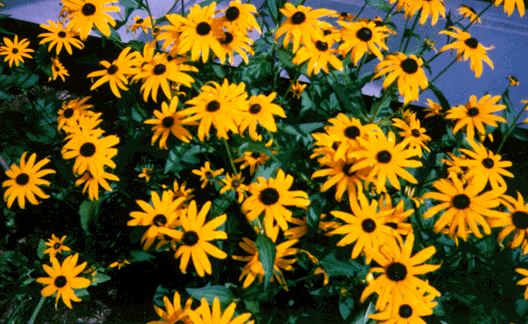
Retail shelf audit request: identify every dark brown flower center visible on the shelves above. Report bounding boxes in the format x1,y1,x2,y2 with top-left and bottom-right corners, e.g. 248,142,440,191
332,142,340,151
153,64,166,75
411,129,421,137
386,222,398,229
361,218,376,233
15,173,29,185
249,104,261,114
260,188,279,205
205,171,213,179
401,58,418,74
136,18,144,24
356,27,372,42
206,100,220,112
399,304,413,318
482,158,494,169
221,32,234,45
58,31,67,38
182,231,199,246
162,116,174,128
251,152,261,159
340,12,348,17
54,276,67,288
512,211,528,230
376,150,392,164
467,107,479,117
107,65,118,75
323,29,332,36
291,11,306,24
12,48,19,54
54,66,61,72
315,41,328,52
82,3,96,16
232,179,241,188
145,170,153,177
344,126,360,139
153,214,167,226
452,194,470,209
342,163,356,177
196,22,211,36
53,242,61,249
386,262,407,281
80,142,96,157
153,27,160,34
118,256,125,262
464,37,479,49
226,6,240,21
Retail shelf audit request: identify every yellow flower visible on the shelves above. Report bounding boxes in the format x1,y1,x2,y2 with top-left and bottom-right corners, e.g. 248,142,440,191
494,0,525,17
490,192,528,253
404,0,445,26
2,152,56,209
192,162,224,188
138,168,153,182
57,96,94,132
338,20,388,65
62,0,119,40
516,268,528,300
392,115,431,156
220,173,248,203
292,33,343,75
217,0,262,35
0,35,34,68
38,20,84,55
44,234,71,258
216,30,255,65
74,170,119,201
50,57,69,82
239,92,286,140
109,255,130,270
508,75,519,86
457,4,482,24
198,298,254,324
148,291,203,324
130,16,152,34
233,151,270,176
289,80,307,99
423,98,443,118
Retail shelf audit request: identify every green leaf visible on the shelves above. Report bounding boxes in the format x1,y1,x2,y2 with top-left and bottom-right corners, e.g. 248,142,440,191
255,234,276,290
319,253,362,277
0,91,12,100
339,297,354,320
266,0,279,22
165,143,191,173
500,87,515,133
277,47,295,70
238,139,279,162
365,0,391,12
428,83,451,113
153,285,171,308
16,74,39,89
307,194,325,232
186,285,235,306
129,250,155,263
74,288,90,299
78,199,102,234
212,64,226,79
90,272,111,286
37,239,47,259
119,0,139,10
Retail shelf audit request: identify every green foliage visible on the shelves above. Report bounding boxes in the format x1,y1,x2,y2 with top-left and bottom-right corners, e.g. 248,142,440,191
255,234,277,290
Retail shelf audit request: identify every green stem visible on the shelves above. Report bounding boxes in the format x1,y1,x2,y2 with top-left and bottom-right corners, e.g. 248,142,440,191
429,58,457,84
399,18,410,53
368,91,390,123
278,68,301,107
223,138,238,175
165,0,179,16
496,103,528,154
271,41,278,93
28,296,46,324
383,4,397,23
353,3,367,21
402,9,421,54
143,0,160,50
355,55,365,77
181,0,185,17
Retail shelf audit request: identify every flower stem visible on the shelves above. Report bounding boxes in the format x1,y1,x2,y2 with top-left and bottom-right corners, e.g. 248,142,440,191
181,0,185,17
28,296,46,324
429,58,457,84
353,3,367,21
402,9,421,54
496,103,528,154
223,138,238,175
368,91,390,123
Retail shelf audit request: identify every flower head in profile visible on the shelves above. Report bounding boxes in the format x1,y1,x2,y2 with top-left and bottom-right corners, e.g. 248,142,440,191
50,57,70,82
373,52,428,105
275,3,335,53
74,170,119,201
439,27,494,79
38,20,84,55
138,168,153,182
508,75,519,87
3,152,56,209
147,291,203,324
338,20,388,65
0,35,34,67
62,0,119,40
404,0,446,26
130,16,152,34
457,5,482,24
423,99,443,118
445,94,506,140
234,151,270,176
494,0,525,17
36,253,91,309
289,80,307,99
44,234,71,259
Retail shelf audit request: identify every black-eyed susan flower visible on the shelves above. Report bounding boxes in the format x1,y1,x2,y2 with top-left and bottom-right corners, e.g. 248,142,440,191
517,268,528,300
144,97,196,149
439,27,494,79
157,14,184,54
373,52,428,105
389,0,410,11
148,291,203,324
109,255,130,270
490,192,528,253
217,0,261,35
180,79,248,141
232,227,298,290
175,2,223,63
508,75,519,87
233,151,270,176
457,4,482,24
168,179,195,204
338,20,388,66
138,168,153,182
360,233,441,311
74,170,119,201
289,80,307,99
242,169,310,235
44,234,71,258
292,34,343,76
216,30,255,65
445,94,506,140
62,0,119,40
36,253,91,309
275,3,335,54
50,57,69,82
379,193,414,239
57,96,94,132
392,115,431,156
198,297,254,324
494,0,525,17
220,173,248,203
130,16,152,34
3,152,56,209
0,35,34,68
174,200,227,277
318,21,341,42
404,0,445,26
350,131,422,194
239,92,286,140
63,112,104,139
328,192,396,263
331,11,354,22
87,47,139,98
38,20,84,55
62,130,119,176
422,176,507,241
423,98,443,118
458,139,513,192
192,162,224,188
